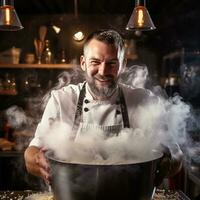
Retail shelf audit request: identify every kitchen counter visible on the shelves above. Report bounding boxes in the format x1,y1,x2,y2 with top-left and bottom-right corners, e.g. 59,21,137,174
0,190,191,200
0,190,53,200
0,190,35,200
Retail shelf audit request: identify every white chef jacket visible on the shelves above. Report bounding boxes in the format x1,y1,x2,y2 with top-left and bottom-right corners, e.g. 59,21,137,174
29,82,156,148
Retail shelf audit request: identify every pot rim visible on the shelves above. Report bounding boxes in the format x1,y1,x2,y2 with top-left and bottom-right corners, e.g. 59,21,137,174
45,150,163,167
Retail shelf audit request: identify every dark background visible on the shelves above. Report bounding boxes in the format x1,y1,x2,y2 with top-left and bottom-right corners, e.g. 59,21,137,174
13,0,200,52
0,0,200,104
0,0,200,66
0,0,200,105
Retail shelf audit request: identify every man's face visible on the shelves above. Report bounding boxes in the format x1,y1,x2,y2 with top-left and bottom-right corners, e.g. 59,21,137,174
80,39,121,99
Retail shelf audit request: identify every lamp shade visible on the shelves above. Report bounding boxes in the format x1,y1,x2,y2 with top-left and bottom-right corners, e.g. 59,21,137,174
126,1,156,31
0,0,23,31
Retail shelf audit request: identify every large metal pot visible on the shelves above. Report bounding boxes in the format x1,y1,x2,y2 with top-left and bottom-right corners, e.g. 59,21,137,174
46,151,163,200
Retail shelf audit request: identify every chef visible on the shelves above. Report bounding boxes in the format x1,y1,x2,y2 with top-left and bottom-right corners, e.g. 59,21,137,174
24,29,183,185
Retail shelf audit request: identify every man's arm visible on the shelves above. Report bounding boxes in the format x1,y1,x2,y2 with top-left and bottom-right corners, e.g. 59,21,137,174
24,146,50,183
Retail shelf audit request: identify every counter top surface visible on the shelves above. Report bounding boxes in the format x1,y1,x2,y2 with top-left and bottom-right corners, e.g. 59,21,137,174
0,190,37,200
0,190,191,200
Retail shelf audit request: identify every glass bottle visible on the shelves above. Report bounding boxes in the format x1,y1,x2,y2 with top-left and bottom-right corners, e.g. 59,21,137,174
4,73,11,94
42,40,54,64
60,49,67,63
10,76,17,95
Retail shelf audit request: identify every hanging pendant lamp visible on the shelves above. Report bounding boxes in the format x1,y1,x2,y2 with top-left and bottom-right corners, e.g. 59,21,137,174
126,0,156,31
0,0,23,31
72,0,85,42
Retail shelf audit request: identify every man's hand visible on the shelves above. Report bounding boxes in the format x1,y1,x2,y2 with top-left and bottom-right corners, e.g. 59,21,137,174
35,149,51,183
24,146,51,184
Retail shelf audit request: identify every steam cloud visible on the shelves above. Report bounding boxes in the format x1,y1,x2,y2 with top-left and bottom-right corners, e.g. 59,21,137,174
42,95,191,164
41,65,197,165
5,65,199,167
6,105,32,129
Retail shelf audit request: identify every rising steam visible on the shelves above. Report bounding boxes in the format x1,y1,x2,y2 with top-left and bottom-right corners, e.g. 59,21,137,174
6,105,33,129
41,65,193,164
42,92,191,165
5,65,199,167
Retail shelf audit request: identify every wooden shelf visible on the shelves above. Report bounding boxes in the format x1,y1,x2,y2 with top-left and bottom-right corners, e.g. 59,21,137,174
0,63,77,69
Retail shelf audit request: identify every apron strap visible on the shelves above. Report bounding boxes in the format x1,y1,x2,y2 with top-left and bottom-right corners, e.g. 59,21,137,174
73,83,130,130
72,82,86,130
119,87,130,128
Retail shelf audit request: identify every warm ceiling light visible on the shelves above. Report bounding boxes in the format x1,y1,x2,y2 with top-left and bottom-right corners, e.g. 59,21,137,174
52,25,61,34
73,31,85,42
0,0,23,31
126,0,156,31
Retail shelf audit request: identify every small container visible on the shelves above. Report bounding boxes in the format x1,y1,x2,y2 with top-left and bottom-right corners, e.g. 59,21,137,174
25,53,35,64
0,47,21,64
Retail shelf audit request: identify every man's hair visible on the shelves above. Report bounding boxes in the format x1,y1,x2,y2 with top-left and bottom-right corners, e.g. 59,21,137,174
83,29,126,69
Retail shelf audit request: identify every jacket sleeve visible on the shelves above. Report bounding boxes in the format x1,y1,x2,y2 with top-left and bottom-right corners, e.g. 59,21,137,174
29,90,59,148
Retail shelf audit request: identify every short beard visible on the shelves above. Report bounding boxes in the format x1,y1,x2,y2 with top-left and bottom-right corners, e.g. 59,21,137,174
85,73,118,98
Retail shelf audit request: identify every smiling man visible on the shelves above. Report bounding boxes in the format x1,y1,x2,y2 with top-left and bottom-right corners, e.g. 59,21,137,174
24,29,183,186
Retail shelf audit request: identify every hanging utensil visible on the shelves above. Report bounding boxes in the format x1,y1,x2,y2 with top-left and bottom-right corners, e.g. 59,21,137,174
39,25,47,42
